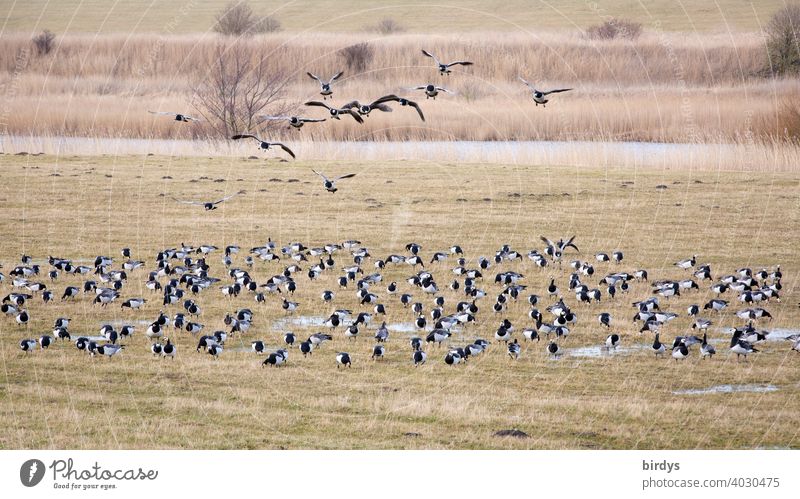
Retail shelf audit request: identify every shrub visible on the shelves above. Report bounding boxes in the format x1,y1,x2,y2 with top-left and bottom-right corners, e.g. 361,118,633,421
369,18,405,35
585,18,642,40
213,2,281,36
765,4,800,76
339,42,374,73
32,30,56,56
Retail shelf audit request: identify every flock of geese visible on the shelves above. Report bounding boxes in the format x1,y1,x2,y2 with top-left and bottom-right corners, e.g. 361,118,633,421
3,235,795,369
149,49,572,165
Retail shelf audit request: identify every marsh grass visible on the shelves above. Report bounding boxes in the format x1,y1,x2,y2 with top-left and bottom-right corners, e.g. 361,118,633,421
0,154,798,449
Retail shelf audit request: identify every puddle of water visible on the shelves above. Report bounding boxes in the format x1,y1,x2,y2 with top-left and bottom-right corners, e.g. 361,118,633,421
567,344,647,358
272,315,325,330
672,385,779,395
766,329,800,342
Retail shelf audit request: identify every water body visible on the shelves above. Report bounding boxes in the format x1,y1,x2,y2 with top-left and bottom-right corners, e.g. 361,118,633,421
672,385,779,395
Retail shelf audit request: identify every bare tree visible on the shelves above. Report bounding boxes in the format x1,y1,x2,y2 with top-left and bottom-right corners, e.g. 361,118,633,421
214,2,281,36
585,18,642,40
339,42,374,73
32,29,56,56
766,4,800,75
193,42,290,139
368,18,405,35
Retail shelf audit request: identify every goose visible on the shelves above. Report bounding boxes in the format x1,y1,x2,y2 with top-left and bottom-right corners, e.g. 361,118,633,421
151,343,163,356
426,329,451,346
282,298,299,313
207,344,223,359
692,318,712,331
371,95,425,121
518,77,572,107
299,340,314,356
262,349,288,367
522,328,539,342
421,50,473,74
374,322,389,342
231,134,295,158
96,344,124,358
444,351,463,365
605,333,621,349
61,286,79,300
703,299,728,312
652,333,666,356
311,170,356,193
612,251,623,263
547,341,561,357
465,343,485,358
251,340,266,354
598,312,611,327
412,347,427,366
284,332,296,346
260,115,326,130
785,334,800,353
341,97,394,117
304,101,364,123
674,255,697,270
306,71,344,99
42,290,53,302
172,191,244,211
507,339,521,359
412,84,453,99
195,335,218,352
371,344,385,360
700,333,715,359
730,332,758,361
15,309,30,325
146,322,163,340
19,339,36,353
121,297,146,309
687,304,700,316
672,342,689,362
335,352,352,368
309,333,333,347
148,110,201,122
186,322,204,334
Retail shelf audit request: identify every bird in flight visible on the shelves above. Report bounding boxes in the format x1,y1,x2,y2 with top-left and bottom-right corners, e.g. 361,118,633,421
230,134,296,158
421,50,473,75
518,76,572,107
148,111,202,122
304,101,364,124
371,95,425,121
307,71,344,100
172,191,245,211
312,170,357,193
259,115,326,130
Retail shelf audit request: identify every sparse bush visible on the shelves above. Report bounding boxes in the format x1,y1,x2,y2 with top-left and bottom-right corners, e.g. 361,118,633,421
766,4,800,76
213,2,281,36
585,18,642,40
369,18,405,35
32,29,56,56
339,42,374,73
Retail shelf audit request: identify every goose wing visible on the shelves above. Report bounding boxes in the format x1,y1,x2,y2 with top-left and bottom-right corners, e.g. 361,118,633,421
374,95,425,121
306,72,322,83
406,99,425,121
561,236,579,252
543,88,572,95
312,170,330,182
341,100,361,110
274,143,296,159
299,117,326,123
211,191,245,205
421,49,440,65
518,76,536,90
231,134,262,142
540,235,555,247
446,60,473,67
259,115,291,121
172,197,206,206
344,109,365,124
148,111,177,116
329,71,344,83
334,173,357,181
304,101,333,110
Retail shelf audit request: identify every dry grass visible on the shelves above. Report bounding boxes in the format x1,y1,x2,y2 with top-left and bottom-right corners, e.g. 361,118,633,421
1,32,797,142
0,154,798,449
0,0,789,33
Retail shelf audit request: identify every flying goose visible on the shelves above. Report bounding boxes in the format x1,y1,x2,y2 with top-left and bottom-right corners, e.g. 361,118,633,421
371,95,425,121
230,134,295,158
421,50,473,74
518,77,572,107
307,71,344,99
312,170,357,193
304,101,364,123
172,191,244,211
412,84,453,100
148,111,201,122
342,97,393,117
260,115,326,130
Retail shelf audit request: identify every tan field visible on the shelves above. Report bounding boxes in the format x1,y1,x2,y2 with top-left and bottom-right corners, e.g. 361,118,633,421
0,153,798,449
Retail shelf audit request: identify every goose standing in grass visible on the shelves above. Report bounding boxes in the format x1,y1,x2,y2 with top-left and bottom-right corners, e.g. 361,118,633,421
605,333,621,349
371,344,385,360
15,309,30,326
412,84,453,100
730,331,758,361
19,339,36,353
421,50,473,74
700,333,715,359
96,344,124,358
172,191,244,211
304,101,364,123
151,342,163,356
208,344,223,359
260,115,326,130
263,349,288,367
507,339,521,359
307,71,344,100
785,334,800,353
652,333,666,356
672,342,689,362
230,134,295,158
547,340,561,357
148,111,201,122
518,77,572,107
674,255,697,270
311,170,357,193
598,312,611,328
412,347,427,366
251,340,266,354
335,352,352,368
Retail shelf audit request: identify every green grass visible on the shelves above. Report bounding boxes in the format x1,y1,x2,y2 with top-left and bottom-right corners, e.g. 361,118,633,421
1,0,787,34
0,153,798,449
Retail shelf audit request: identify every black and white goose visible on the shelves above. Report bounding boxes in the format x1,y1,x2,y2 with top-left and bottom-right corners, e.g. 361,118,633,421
605,333,620,349
148,110,201,122
672,341,689,362
371,344,385,360
730,331,758,361
172,191,244,211
284,332,296,346
335,352,352,368
262,349,288,367
231,134,295,158
311,170,356,193
507,339,521,359
700,333,715,359
421,50,473,74
374,322,389,342
151,342,163,356
207,344,223,359
704,299,728,312
412,347,427,366
19,339,36,353
518,77,572,107
96,344,124,358
413,84,453,100
652,333,666,356
547,341,561,357
304,101,364,123
251,340,266,354
342,97,394,117
367,95,425,121
121,297,146,309
598,312,611,328
306,71,344,99
261,115,326,130
674,255,697,270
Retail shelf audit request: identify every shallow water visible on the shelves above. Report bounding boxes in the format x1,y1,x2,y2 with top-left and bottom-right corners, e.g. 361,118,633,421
672,384,779,395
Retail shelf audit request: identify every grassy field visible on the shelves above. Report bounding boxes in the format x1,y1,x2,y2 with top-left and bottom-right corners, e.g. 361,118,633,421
0,153,798,449
1,0,788,33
